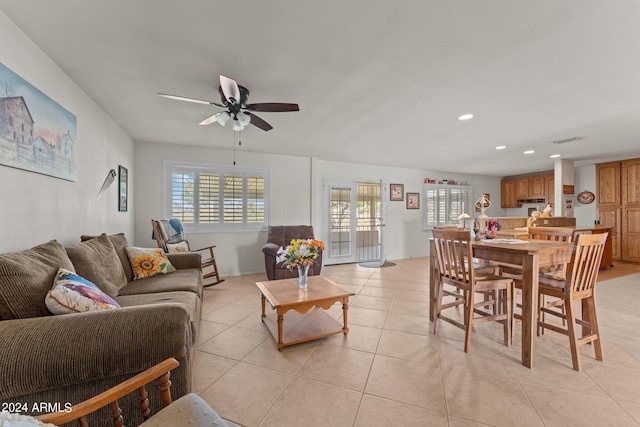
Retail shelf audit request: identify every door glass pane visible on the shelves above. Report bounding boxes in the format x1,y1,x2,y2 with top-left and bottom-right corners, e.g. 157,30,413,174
356,183,381,262
330,187,351,257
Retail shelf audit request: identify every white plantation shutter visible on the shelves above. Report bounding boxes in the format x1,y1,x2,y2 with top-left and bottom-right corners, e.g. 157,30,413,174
246,175,266,223
423,184,472,229
223,174,243,223
165,161,269,231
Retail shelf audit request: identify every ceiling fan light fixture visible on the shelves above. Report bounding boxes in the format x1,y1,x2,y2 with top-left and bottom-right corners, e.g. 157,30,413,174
216,111,230,126
232,119,244,132
237,111,251,127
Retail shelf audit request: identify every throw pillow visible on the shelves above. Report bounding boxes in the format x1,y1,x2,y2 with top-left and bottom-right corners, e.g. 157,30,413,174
125,247,176,280
46,267,120,314
81,233,133,282
66,234,128,297
166,240,190,253
0,240,75,320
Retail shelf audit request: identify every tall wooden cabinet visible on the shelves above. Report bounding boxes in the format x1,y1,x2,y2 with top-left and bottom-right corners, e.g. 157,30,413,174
622,159,640,262
596,159,640,262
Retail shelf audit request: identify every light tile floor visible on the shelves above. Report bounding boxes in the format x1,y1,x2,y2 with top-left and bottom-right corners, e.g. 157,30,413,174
195,258,640,426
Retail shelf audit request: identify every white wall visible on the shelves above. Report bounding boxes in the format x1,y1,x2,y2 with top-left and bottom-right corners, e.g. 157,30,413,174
574,164,597,227
134,143,502,275
313,160,502,260
0,12,134,253
133,141,312,276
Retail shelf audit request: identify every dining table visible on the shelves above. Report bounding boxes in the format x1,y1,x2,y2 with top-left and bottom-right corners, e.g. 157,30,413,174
429,237,575,368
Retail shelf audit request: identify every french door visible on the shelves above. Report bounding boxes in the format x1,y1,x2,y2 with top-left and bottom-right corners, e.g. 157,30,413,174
322,180,386,265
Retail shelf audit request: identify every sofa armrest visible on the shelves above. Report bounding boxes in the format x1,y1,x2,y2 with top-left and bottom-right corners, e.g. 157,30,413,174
167,252,202,270
0,304,191,400
261,242,281,257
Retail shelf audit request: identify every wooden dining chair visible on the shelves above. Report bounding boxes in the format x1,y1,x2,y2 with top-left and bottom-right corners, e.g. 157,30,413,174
500,226,574,326
432,229,514,352
535,232,608,370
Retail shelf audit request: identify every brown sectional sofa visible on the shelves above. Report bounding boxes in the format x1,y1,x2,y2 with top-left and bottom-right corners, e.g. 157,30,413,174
0,233,202,426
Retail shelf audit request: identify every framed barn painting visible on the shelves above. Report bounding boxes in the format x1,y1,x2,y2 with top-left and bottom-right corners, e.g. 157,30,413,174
0,63,77,181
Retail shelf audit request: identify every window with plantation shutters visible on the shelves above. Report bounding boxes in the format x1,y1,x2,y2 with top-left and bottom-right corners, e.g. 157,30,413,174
164,161,269,231
423,184,472,229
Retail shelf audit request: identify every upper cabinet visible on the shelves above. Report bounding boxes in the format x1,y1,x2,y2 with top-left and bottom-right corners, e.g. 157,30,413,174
501,180,518,208
545,175,555,205
529,176,546,199
502,173,553,206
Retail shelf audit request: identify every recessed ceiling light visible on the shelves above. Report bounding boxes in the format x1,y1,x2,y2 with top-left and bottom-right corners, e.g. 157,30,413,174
524,150,535,154
495,146,506,150
550,154,561,158
458,114,474,121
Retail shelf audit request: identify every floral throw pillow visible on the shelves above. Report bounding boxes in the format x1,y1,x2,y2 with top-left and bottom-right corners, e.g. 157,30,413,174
46,267,120,314
125,247,176,280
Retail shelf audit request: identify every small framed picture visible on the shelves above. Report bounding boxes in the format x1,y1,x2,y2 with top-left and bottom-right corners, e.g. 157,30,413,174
118,165,128,212
406,192,419,209
390,184,404,201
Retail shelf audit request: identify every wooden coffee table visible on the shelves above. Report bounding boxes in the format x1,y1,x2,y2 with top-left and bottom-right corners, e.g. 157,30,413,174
255,275,355,350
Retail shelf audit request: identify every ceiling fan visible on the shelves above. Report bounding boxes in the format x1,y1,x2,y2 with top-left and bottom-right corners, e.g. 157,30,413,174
158,75,299,132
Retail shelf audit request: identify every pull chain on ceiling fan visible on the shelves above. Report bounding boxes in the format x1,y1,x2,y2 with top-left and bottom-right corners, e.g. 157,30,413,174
158,75,299,132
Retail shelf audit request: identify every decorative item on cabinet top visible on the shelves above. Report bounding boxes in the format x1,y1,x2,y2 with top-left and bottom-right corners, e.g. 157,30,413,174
423,178,469,185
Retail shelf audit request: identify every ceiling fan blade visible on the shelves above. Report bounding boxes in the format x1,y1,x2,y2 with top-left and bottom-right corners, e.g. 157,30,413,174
245,103,299,112
246,112,273,131
199,113,220,126
220,75,240,104
158,93,225,108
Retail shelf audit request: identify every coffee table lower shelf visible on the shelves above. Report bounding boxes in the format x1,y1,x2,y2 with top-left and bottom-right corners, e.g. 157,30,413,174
262,306,345,350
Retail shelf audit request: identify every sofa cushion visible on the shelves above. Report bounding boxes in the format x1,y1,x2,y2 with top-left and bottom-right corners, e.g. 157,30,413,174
118,268,202,297
46,267,120,314
66,234,128,297
115,291,199,322
81,233,133,282
114,290,201,345
126,247,176,280
0,240,75,320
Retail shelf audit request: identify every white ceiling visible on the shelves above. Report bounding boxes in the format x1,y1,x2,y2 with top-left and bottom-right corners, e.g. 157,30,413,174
2,1,640,176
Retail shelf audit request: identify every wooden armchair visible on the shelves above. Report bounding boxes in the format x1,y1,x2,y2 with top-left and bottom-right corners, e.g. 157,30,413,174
37,358,179,427
36,358,229,427
151,219,224,287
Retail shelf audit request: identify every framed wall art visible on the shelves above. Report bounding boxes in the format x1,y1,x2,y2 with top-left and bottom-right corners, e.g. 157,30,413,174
0,63,77,181
406,192,419,209
390,183,404,201
118,165,128,212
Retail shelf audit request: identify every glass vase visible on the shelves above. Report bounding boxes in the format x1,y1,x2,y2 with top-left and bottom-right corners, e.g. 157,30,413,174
297,264,310,290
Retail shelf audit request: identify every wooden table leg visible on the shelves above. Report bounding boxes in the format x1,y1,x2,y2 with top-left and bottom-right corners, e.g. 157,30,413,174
261,294,266,319
429,239,437,322
521,253,539,368
277,309,284,351
342,299,350,335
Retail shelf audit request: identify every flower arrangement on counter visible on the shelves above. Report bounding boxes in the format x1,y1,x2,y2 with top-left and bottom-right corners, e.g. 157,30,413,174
276,239,325,270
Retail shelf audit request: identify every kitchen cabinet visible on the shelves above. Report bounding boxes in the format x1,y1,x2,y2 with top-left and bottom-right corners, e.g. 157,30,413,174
596,159,640,261
545,175,555,205
501,180,518,208
515,178,530,200
501,174,553,205
529,176,546,199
